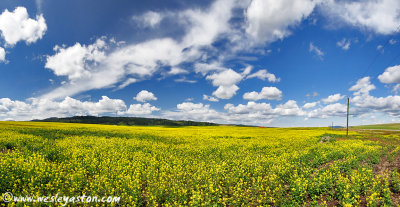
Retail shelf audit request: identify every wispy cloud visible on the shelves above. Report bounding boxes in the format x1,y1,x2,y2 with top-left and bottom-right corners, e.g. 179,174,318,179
309,42,324,60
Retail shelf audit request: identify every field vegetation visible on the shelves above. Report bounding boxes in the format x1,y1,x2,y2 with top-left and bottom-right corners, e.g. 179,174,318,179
1,122,400,206
353,123,400,130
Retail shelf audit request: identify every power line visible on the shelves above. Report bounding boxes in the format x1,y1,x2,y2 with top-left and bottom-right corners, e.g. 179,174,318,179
360,24,400,78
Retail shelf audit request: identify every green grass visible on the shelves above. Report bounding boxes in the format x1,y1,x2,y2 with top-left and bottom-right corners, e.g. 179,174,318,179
353,123,400,130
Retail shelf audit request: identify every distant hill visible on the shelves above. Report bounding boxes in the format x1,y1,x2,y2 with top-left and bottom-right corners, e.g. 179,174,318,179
32,116,220,126
330,126,344,129
352,123,400,130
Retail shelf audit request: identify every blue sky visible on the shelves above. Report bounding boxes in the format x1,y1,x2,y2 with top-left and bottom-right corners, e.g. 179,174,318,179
0,0,400,127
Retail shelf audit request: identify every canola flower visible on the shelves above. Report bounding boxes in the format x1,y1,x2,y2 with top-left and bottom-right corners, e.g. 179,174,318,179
0,121,398,206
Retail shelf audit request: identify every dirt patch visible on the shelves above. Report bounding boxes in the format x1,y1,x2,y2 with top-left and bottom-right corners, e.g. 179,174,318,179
320,136,332,143
315,159,337,171
392,193,400,206
304,195,339,207
0,149,14,154
373,152,391,176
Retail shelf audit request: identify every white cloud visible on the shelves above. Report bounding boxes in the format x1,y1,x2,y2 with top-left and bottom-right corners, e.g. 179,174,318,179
0,96,118,120
243,86,282,101
321,93,345,104
164,102,222,122
41,0,238,100
322,0,400,35
180,0,235,47
351,94,400,117
308,103,348,118
45,38,108,81
337,38,351,50
303,102,318,109
274,100,305,116
349,77,376,96
206,69,242,86
224,101,273,114
117,78,137,90
390,39,397,45
246,69,280,82
212,85,240,100
133,11,163,28
174,77,197,83
134,90,157,102
0,96,162,121
0,47,5,62
225,100,304,117
119,103,160,115
0,7,47,46
241,66,253,76
206,69,243,99
168,67,188,75
194,62,227,76
245,0,318,44
378,65,400,84
309,42,324,59
203,94,219,102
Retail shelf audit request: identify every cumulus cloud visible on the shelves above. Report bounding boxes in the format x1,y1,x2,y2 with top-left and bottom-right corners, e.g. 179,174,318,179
224,101,273,115
245,0,318,44
308,103,348,118
41,0,238,100
321,93,345,104
134,90,157,102
164,102,222,122
206,69,243,99
303,102,318,109
378,65,400,84
0,7,47,46
206,69,242,86
322,0,400,35
203,94,219,102
243,87,282,101
162,100,304,126
119,103,160,115
45,38,108,81
337,38,351,50
194,62,227,76
351,94,400,117
349,76,376,96
0,96,162,121
225,100,304,116
212,85,240,100
246,69,280,82
274,100,305,116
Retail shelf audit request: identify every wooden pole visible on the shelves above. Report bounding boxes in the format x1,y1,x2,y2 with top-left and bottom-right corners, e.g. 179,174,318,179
346,97,349,137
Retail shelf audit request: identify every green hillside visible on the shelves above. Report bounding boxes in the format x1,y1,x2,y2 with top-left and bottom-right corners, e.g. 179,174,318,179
353,123,400,130
32,116,220,126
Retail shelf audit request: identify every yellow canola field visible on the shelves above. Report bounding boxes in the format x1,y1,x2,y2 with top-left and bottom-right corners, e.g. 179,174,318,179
0,121,397,206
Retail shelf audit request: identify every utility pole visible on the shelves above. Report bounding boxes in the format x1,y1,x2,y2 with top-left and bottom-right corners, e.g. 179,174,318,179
346,97,349,137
